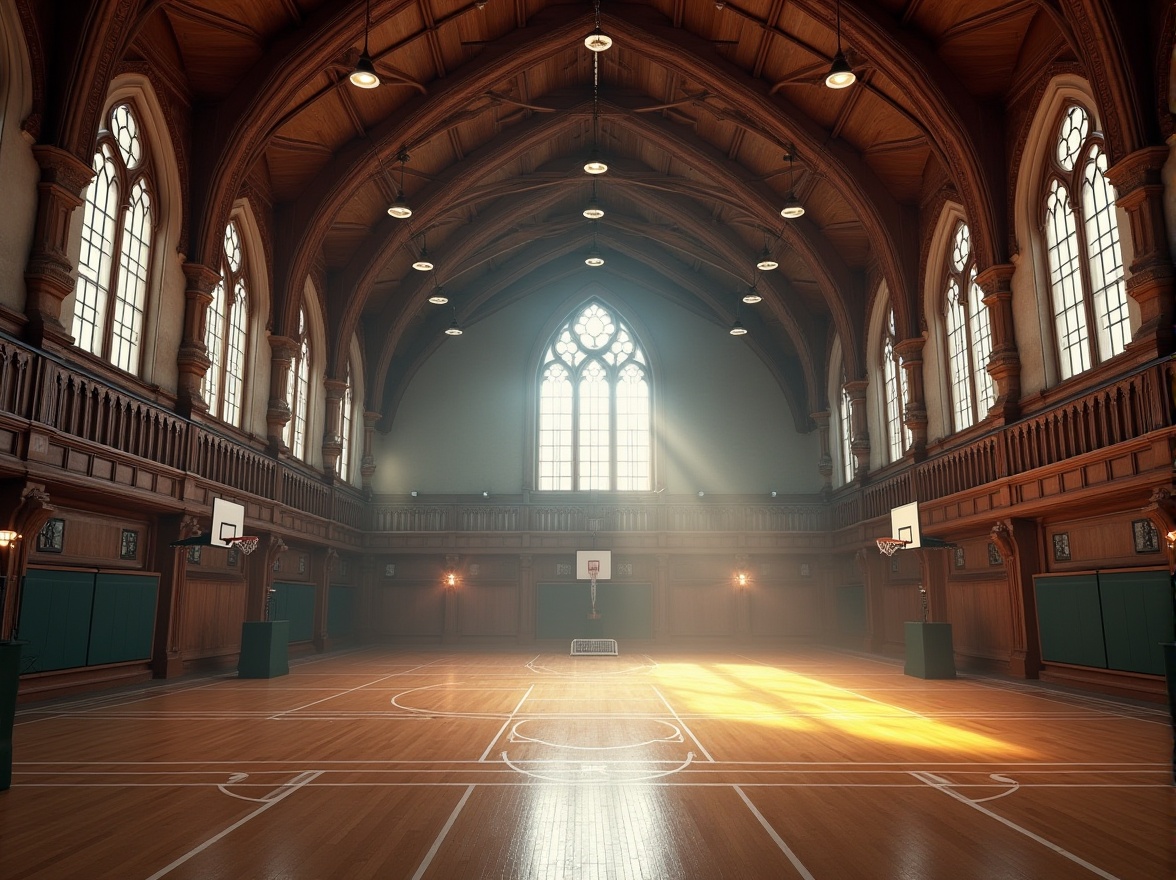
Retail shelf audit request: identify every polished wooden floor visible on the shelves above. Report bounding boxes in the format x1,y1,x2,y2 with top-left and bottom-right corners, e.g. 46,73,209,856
0,647,1172,879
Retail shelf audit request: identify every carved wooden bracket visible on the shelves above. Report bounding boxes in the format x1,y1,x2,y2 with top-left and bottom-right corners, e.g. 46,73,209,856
990,519,1016,563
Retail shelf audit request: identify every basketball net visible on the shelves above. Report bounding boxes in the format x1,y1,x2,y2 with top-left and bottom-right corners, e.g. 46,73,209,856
588,559,600,620
876,537,908,557
226,535,260,555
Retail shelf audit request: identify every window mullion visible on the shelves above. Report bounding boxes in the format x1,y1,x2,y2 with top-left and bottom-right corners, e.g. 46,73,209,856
1072,164,1101,367
102,171,131,364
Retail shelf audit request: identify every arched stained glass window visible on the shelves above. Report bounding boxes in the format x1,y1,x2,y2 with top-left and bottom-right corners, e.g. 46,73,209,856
1042,103,1129,380
75,102,155,374
943,221,994,430
203,220,249,426
538,301,650,491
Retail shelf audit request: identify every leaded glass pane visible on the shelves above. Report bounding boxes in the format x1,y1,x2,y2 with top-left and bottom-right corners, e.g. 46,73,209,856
340,366,353,482
538,362,573,490
225,221,242,274
577,360,610,490
110,179,151,372
575,303,615,349
110,103,142,169
616,364,650,490
223,281,247,425
1045,179,1089,379
945,279,973,430
1055,105,1088,172
839,379,854,484
951,222,970,272
968,271,995,416
204,278,227,413
1081,148,1129,361
75,147,119,358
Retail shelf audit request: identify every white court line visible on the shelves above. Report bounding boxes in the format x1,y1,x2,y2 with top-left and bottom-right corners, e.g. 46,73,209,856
479,684,534,761
910,771,1122,879
410,784,475,880
652,686,713,762
268,665,431,718
143,769,322,880
733,785,815,880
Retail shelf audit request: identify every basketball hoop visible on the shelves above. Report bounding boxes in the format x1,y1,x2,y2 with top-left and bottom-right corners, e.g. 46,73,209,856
225,535,260,556
587,559,601,619
876,537,908,557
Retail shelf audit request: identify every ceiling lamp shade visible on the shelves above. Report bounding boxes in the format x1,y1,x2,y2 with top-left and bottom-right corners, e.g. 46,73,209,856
585,248,605,267
584,28,613,52
428,287,448,305
756,247,778,271
350,0,380,89
444,319,463,336
583,199,605,220
584,150,608,175
387,193,412,219
729,319,748,336
742,287,762,304
780,195,805,219
412,249,434,271
825,51,856,89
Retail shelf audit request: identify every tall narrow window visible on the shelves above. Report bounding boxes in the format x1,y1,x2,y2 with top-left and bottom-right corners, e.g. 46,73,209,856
882,308,909,463
538,301,651,491
75,102,155,374
1042,104,1129,380
203,221,249,425
943,221,994,430
339,364,354,483
838,370,854,484
286,307,310,460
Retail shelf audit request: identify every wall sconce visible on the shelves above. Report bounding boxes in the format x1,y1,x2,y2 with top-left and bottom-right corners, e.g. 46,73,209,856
734,569,749,589
444,570,458,590
0,530,19,549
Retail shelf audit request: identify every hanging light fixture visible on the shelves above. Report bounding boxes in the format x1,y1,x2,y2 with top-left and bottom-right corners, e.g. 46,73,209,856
585,222,605,266
729,318,748,336
428,283,448,305
742,285,762,304
825,0,857,89
412,234,434,272
756,241,778,271
584,0,613,51
387,150,412,218
445,307,463,336
350,0,380,89
780,148,805,219
584,28,608,175
583,180,605,219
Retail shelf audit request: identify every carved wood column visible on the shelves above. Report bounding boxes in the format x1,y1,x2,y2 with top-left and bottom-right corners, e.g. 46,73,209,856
314,548,338,653
1105,146,1176,360
811,410,833,491
247,535,286,622
843,379,870,482
360,410,381,497
321,378,347,480
976,262,1021,423
894,336,928,461
23,146,94,348
990,518,1043,679
176,263,219,417
152,514,199,679
266,336,298,455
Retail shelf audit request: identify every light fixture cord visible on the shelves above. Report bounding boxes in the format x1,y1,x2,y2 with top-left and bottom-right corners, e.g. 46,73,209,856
835,0,842,54
363,0,372,54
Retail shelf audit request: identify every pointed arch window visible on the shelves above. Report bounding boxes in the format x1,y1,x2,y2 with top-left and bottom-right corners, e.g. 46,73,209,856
1042,103,1129,380
286,307,310,460
203,221,249,426
339,364,354,483
75,102,155,374
838,369,854,485
538,301,651,491
882,308,910,464
943,221,994,430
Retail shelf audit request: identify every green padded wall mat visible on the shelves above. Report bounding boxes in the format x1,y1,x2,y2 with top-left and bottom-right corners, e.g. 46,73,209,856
328,586,356,638
1097,570,1174,676
536,583,653,640
87,573,159,666
1034,574,1107,668
272,582,316,643
17,570,95,673
836,585,866,636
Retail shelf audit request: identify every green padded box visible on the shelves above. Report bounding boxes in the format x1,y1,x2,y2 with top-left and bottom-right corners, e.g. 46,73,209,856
904,621,956,679
237,620,289,679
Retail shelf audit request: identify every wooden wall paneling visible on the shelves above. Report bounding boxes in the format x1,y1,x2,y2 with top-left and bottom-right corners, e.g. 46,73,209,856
749,582,820,637
945,577,1014,663
178,577,247,659
27,508,150,569
457,581,519,637
882,583,924,647
669,582,737,637
1045,511,1166,570
377,583,444,637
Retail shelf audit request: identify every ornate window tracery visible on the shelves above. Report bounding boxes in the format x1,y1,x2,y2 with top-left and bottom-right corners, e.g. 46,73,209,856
203,220,249,426
943,221,995,430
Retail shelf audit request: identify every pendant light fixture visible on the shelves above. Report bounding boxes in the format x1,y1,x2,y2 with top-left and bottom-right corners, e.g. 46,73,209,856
444,307,463,336
756,237,778,271
585,0,613,52
387,150,412,218
780,148,805,219
585,223,605,266
729,318,748,336
350,0,380,89
742,285,762,304
428,280,448,305
825,0,856,90
412,234,434,272
584,25,608,175
583,181,605,219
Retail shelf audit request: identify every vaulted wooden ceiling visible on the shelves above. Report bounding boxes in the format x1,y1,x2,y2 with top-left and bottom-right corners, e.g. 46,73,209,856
109,0,1117,428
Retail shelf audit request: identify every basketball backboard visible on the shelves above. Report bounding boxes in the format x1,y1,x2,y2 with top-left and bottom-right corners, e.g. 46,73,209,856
890,502,921,550
211,498,246,548
576,550,611,580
